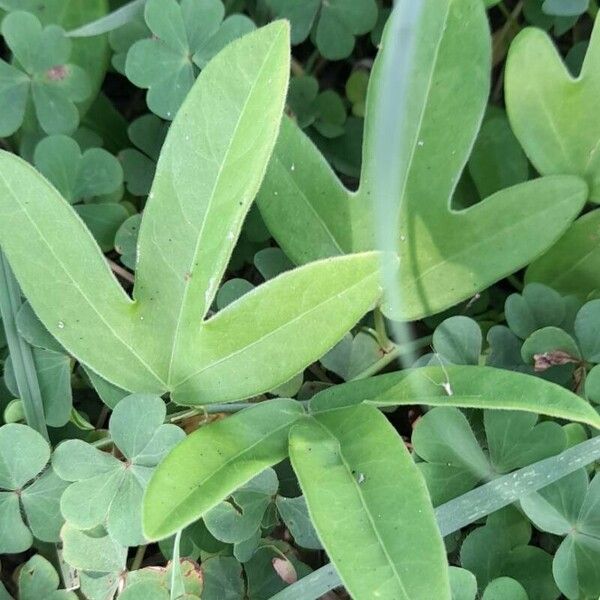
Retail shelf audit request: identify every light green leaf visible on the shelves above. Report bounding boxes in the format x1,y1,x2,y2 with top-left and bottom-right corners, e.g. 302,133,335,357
289,404,450,600
433,316,482,365
61,524,127,573
449,567,477,600
143,398,305,541
309,365,600,429
170,252,384,405
20,468,68,542
412,406,492,505
0,21,380,409
134,20,290,386
276,494,322,550
506,16,600,201
259,0,587,320
0,491,32,553
18,554,77,600
526,209,600,300
482,577,529,600
0,423,49,489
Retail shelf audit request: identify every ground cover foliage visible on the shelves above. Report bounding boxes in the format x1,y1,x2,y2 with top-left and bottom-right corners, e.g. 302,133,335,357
1,0,600,599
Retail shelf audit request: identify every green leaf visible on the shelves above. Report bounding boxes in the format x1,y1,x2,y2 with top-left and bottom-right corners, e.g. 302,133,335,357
201,557,244,600
268,0,377,59
309,365,600,430
468,108,529,198
0,423,49,489
484,410,566,473
133,19,290,387
76,203,129,252
204,469,277,543
53,394,183,546
526,209,600,301
34,135,123,204
412,406,492,505
275,495,322,550
543,0,588,16
0,11,92,135
170,252,384,405
575,299,600,361
61,524,127,573
520,326,581,365
505,283,566,339
320,330,383,381
0,22,383,409
0,424,64,552
482,577,529,600
125,0,255,119
432,316,483,365
521,471,600,599
506,16,600,201
143,398,305,541
259,0,587,320
289,403,450,600
449,567,477,600
18,555,77,600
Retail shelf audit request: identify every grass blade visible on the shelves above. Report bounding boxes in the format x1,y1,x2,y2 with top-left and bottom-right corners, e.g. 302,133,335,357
0,252,48,440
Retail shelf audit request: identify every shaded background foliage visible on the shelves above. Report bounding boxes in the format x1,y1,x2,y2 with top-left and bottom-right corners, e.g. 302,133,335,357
1,0,600,599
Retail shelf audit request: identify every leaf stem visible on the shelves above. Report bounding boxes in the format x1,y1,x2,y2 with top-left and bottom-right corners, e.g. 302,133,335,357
0,252,48,440
350,335,433,381
373,307,395,352
130,544,147,571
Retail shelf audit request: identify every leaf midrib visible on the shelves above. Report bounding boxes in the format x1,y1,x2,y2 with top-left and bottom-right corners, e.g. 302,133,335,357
164,28,285,386
311,416,411,600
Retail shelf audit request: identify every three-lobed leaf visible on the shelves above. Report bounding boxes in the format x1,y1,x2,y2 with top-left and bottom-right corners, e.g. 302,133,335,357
0,22,384,405
258,0,587,320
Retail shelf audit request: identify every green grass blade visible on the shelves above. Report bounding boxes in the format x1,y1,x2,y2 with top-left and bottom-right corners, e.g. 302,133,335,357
0,252,48,440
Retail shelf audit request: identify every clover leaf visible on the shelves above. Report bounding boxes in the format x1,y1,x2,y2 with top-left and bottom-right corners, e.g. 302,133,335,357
287,75,347,138
320,330,383,380
460,515,558,599
119,114,168,197
0,11,91,136
432,316,483,366
32,135,127,251
521,470,600,599
267,0,378,60
506,11,600,201
121,559,203,600
412,406,566,505
60,523,127,599
52,394,184,546
125,0,255,119
16,555,76,600
0,423,67,553
204,468,278,545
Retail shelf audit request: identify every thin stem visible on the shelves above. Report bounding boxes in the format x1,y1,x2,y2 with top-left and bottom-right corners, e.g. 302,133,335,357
507,274,524,292
0,252,48,440
130,544,147,571
350,335,433,381
107,259,134,284
373,308,395,352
